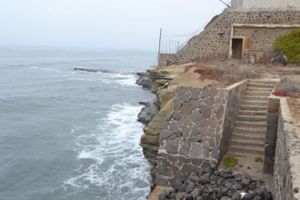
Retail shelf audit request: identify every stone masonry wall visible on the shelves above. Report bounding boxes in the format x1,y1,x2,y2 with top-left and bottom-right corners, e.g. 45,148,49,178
175,11,300,63
273,98,300,200
156,81,247,186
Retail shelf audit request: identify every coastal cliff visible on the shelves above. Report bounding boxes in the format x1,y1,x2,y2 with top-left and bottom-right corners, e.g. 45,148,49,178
137,68,178,189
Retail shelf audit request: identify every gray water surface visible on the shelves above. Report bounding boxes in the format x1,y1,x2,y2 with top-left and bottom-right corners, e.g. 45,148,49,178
0,47,155,200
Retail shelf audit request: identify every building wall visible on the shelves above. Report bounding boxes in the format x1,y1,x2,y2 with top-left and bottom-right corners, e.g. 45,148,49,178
233,26,295,51
231,0,300,11
174,11,300,63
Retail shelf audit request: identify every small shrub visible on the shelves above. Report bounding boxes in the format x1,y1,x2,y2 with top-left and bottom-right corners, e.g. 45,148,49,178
255,156,263,163
223,156,238,168
273,28,300,64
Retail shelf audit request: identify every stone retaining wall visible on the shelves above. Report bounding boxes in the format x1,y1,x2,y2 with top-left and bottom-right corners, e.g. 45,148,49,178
264,95,280,174
273,98,300,200
219,80,248,159
156,81,247,186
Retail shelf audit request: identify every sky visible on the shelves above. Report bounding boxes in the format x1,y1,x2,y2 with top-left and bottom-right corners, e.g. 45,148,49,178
0,0,226,50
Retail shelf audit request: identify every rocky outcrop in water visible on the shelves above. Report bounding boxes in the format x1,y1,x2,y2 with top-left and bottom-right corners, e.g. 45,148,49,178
136,72,153,89
159,169,273,200
138,102,159,125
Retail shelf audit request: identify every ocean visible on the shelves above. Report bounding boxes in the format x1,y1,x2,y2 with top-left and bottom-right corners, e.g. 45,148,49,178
0,46,155,200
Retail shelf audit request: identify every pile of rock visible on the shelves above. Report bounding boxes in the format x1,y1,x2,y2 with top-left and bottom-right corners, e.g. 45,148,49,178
159,169,272,200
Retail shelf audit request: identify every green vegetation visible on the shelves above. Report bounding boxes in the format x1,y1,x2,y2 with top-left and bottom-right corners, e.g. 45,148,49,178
223,156,238,168
255,156,263,163
273,28,300,64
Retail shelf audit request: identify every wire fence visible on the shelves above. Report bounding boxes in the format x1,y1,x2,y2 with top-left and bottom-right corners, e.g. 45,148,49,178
159,0,231,55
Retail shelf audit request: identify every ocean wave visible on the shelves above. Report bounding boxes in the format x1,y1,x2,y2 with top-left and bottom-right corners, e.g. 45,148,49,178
64,103,151,199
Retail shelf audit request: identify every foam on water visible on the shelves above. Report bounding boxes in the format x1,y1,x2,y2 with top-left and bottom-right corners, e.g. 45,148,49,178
65,103,151,199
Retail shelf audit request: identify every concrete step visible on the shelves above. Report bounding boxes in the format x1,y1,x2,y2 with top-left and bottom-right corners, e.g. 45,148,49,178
239,110,267,116
240,105,267,111
235,121,267,128
231,138,265,147
232,132,265,140
234,126,266,134
242,95,268,101
237,115,267,122
228,145,264,155
241,100,268,107
244,91,271,97
247,83,276,89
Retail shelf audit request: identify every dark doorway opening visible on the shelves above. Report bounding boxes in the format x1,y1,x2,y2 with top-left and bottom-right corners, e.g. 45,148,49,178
232,38,243,59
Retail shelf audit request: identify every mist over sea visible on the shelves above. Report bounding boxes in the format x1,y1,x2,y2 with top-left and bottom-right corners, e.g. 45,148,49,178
0,46,155,200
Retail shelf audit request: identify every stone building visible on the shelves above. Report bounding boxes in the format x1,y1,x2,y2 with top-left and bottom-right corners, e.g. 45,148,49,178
159,0,300,65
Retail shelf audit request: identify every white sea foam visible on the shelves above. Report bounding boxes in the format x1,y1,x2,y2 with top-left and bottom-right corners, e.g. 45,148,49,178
72,69,138,87
65,103,151,200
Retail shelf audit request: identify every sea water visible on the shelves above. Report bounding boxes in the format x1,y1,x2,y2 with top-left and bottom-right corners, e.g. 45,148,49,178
0,46,155,200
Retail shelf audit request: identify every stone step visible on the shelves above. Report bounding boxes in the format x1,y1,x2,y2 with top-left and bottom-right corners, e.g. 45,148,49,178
235,121,266,128
241,100,268,107
239,110,267,116
240,105,267,111
242,95,268,101
244,91,271,97
232,132,265,140
227,151,264,158
231,138,265,147
237,115,267,122
234,126,266,134
228,145,264,155
246,86,273,91
247,83,276,89
248,79,279,84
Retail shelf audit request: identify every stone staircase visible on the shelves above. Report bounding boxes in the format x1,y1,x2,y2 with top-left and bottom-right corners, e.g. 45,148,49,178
228,79,278,158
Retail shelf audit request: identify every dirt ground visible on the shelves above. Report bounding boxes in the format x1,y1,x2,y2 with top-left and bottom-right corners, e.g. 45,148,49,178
154,60,300,89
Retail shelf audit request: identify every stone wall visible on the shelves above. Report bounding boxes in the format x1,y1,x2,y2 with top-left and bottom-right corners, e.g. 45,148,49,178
174,11,300,63
273,98,300,200
156,81,247,186
231,0,300,11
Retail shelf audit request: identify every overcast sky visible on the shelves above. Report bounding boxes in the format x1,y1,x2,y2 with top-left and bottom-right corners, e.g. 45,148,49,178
0,0,226,50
